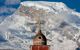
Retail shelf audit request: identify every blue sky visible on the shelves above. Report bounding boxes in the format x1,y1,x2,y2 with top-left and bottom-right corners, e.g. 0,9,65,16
0,0,80,17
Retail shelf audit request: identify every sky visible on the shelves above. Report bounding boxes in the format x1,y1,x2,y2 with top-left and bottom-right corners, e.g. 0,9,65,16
0,0,80,17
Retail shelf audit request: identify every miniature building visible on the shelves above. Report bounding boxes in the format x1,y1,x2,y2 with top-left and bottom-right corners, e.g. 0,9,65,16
30,30,49,50
30,8,49,50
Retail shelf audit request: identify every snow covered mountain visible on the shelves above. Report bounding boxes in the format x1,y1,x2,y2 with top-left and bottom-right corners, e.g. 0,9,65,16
0,1,80,50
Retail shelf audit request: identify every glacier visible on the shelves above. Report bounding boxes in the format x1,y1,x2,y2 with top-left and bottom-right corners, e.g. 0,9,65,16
0,1,80,50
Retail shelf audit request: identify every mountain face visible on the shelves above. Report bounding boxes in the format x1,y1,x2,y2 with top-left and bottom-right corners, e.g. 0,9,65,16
0,1,80,50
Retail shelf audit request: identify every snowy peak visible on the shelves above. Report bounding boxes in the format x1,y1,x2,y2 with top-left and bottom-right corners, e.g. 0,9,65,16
21,1,68,12
21,1,66,7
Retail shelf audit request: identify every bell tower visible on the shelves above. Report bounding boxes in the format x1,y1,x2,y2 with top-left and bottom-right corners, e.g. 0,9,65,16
30,7,50,50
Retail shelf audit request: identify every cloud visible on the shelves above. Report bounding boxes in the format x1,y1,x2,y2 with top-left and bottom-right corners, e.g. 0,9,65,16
0,0,21,16
0,6,16,16
5,0,21,5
